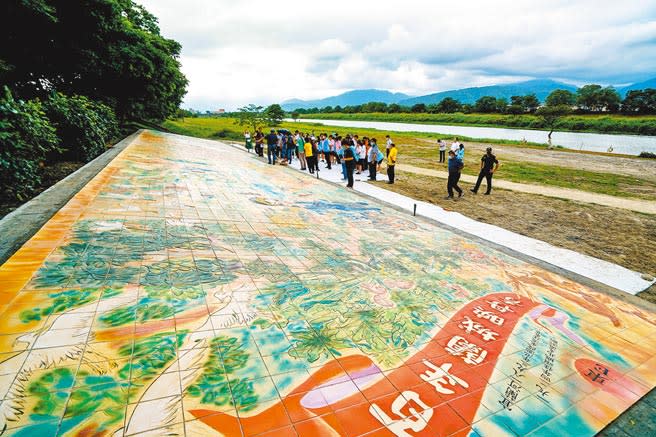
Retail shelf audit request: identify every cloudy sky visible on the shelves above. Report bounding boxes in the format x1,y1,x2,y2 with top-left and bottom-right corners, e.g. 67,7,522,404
138,0,656,110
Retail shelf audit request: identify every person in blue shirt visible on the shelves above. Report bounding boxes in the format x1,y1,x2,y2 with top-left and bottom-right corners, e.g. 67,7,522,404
456,143,465,161
321,134,332,169
446,150,464,199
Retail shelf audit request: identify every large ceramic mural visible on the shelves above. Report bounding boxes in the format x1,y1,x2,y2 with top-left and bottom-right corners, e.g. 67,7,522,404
0,131,654,436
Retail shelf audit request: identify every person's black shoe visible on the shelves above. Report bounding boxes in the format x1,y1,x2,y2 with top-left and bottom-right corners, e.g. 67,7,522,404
387,181,393,184
458,191,464,198
484,192,490,195
470,189,477,194
444,195,453,200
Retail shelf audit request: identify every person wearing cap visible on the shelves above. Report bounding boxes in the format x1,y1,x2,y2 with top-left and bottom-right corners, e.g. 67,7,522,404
471,147,499,195
265,129,278,164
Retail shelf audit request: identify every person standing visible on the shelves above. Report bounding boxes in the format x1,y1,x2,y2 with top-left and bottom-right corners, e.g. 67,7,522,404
451,137,460,153
445,150,464,199
438,138,446,163
343,138,357,188
471,147,499,195
296,132,307,170
254,128,264,157
311,139,320,173
304,136,314,174
387,143,397,184
457,143,465,161
385,135,393,157
368,138,379,181
244,130,253,152
357,140,367,175
355,141,363,174
266,129,278,164
286,134,295,163
322,134,332,169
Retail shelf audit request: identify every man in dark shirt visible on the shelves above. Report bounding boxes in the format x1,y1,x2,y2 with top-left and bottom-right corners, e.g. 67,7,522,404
266,129,278,164
254,129,264,156
471,147,499,195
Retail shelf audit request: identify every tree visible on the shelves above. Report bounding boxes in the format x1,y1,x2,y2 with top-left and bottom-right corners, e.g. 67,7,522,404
576,84,602,111
535,105,571,145
235,104,266,133
264,104,285,125
510,95,524,107
436,97,461,113
290,111,300,121
0,0,188,121
362,101,387,112
597,87,621,112
411,103,427,113
622,89,656,114
546,89,576,107
576,85,620,112
387,103,402,113
0,87,60,201
474,96,497,113
495,98,508,113
523,94,540,112
507,105,524,115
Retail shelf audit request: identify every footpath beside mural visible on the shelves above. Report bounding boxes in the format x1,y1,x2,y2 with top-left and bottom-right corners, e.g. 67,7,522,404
0,131,654,437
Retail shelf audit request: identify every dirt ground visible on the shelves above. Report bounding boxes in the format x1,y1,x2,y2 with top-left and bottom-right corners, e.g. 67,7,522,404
373,173,656,302
0,162,84,219
413,137,656,182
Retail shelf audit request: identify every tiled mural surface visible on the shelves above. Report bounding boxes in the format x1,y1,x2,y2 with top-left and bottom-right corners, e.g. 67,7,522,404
0,131,654,437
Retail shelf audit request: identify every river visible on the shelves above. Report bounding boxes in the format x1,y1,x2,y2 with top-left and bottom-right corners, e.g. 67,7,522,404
293,119,656,155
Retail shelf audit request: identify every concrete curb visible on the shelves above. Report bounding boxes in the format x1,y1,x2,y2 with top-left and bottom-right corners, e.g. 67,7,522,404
0,130,142,265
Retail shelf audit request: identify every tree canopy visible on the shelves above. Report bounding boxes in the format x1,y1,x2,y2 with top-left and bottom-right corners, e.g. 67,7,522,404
235,104,266,132
546,89,576,107
0,0,188,121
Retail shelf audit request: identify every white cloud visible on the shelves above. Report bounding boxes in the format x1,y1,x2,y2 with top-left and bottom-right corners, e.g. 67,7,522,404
137,0,656,110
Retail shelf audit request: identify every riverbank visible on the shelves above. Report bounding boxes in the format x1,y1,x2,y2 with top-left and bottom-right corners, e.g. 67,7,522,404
301,112,656,136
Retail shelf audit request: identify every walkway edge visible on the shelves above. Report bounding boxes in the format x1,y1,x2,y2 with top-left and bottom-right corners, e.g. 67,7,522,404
0,130,142,265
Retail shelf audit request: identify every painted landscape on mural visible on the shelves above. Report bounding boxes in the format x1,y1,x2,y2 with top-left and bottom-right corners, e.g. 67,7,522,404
0,131,654,437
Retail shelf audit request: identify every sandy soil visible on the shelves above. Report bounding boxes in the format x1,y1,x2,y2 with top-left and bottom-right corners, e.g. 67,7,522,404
398,164,656,214
373,173,656,287
414,138,656,182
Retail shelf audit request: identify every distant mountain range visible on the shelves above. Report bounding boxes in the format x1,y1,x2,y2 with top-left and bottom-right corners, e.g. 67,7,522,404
617,77,656,95
399,79,575,106
281,77,656,110
282,89,410,111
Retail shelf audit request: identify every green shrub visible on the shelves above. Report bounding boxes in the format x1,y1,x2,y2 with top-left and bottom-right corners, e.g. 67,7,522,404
44,93,118,162
0,87,60,201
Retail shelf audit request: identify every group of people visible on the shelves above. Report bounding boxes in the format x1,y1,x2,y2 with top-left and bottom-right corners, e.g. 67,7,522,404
244,129,499,198
437,137,500,199
245,129,398,188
